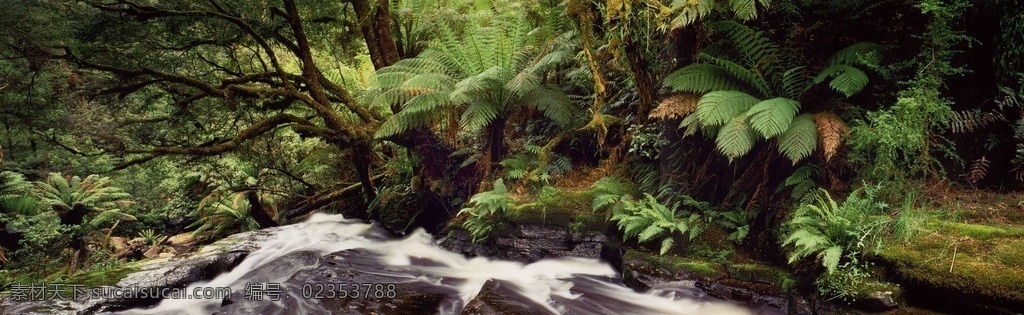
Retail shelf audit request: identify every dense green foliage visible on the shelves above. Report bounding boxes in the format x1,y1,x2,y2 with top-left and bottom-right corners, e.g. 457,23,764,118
0,0,1020,309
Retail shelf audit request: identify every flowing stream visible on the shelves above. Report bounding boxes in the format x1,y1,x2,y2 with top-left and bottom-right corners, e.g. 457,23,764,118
120,214,777,315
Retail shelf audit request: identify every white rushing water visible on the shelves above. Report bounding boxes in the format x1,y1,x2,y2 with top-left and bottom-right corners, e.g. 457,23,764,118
122,214,763,315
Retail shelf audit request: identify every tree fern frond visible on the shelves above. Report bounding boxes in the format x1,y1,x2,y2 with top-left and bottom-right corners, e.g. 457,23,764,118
778,114,818,164
460,99,501,131
707,21,779,75
949,110,1005,134
505,71,541,98
668,0,715,29
780,66,810,99
664,63,750,93
526,86,580,129
812,112,849,162
715,115,757,161
746,97,800,138
966,156,990,185
695,91,760,129
698,52,772,97
814,65,869,97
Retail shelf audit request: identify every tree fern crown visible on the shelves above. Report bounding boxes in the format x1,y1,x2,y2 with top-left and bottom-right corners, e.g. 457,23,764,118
662,21,882,163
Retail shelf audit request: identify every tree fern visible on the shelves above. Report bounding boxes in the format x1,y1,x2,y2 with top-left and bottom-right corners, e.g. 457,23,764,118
662,21,880,164
370,12,582,162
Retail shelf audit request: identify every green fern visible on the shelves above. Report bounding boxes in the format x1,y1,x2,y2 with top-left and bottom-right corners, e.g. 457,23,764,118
715,115,757,160
370,13,582,140
695,91,759,129
187,191,257,239
457,179,515,242
747,97,800,138
781,188,892,274
33,173,134,226
778,114,818,164
662,21,881,164
609,194,702,255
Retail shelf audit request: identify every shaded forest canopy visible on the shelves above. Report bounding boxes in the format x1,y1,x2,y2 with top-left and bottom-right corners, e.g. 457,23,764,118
0,0,1022,310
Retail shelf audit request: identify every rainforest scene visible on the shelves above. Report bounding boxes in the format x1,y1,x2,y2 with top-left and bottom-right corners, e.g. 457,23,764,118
0,0,1022,314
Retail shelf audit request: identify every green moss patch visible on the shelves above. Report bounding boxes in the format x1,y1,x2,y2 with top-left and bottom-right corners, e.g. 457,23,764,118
933,222,1024,240
512,189,614,234
877,229,1024,302
624,249,727,280
727,263,796,292
64,263,140,288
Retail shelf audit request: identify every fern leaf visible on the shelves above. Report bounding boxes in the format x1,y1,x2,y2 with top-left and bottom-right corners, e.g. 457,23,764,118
731,0,758,20
651,93,699,120
664,64,749,93
460,99,500,131
660,238,675,255
814,65,868,97
780,66,810,99
707,21,779,76
638,225,664,242
820,246,842,274
950,110,1005,134
777,114,818,164
966,156,990,185
698,52,771,97
526,86,579,128
695,91,759,128
746,97,800,138
715,115,757,161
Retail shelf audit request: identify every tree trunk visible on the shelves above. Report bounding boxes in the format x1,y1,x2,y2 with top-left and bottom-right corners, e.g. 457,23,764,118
246,190,278,228
352,144,378,203
68,248,81,276
486,116,509,174
624,37,655,122
352,0,400,69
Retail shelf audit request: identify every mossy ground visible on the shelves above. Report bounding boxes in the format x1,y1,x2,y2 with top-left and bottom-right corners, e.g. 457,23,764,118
875,184,1024,303
877,221,1024,302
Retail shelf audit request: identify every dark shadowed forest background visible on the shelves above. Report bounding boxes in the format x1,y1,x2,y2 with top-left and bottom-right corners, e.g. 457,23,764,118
0,0,1023,313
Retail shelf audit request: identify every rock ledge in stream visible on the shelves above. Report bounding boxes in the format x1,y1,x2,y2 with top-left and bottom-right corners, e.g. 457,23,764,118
440,224,612,263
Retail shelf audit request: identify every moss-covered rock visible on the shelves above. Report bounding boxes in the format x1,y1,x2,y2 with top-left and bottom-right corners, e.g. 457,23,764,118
623,249,727,281
727,263,795,293
877,222,1024,305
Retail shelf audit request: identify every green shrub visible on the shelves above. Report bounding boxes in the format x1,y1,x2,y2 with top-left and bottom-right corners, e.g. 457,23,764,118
610,193,702,255
781,186,891,274
457,179,516,242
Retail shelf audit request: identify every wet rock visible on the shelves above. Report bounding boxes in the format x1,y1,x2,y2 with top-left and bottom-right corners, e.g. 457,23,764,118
787,292,813,315
461,279,552,315
548,242,603,259
514,224,567,239
167,233,196,246
854,290,900,312
143,244,162,259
